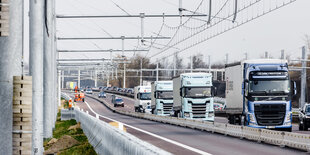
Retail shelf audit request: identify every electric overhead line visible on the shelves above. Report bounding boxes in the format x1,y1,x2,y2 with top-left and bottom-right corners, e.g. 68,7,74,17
151,0,297,61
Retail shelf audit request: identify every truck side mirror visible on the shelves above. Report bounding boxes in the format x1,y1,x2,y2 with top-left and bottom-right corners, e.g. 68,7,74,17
179,88,182,97
212,87,217,96
293,81,297,95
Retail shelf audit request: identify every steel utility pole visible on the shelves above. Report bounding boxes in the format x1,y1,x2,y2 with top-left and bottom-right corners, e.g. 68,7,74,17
0,0,22,154
156,59,159,82
122,37,126,88
265,51,268,58
301,46,307,108
43,0,53,138
94,70,97,87
30,0,44,154
78,70,80,88
281,50,285,59
225,53,229,64
190,55,193,73
140,59,143,86
208,55,211,73
173,52,177,77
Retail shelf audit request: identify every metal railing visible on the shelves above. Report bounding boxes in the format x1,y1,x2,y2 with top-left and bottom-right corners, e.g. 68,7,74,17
60,108,171,155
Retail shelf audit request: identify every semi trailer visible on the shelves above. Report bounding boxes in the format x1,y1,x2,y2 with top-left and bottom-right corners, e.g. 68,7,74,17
225,59,296,131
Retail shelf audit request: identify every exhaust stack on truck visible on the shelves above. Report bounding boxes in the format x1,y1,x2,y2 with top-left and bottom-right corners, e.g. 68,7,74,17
225,59,296,132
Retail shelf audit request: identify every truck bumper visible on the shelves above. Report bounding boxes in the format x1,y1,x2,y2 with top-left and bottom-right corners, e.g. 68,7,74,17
247,124,292,129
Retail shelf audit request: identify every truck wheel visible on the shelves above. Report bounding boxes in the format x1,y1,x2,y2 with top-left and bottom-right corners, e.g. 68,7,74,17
114,104,116,107
304,124,308,131
286,127,292,132
299,123,303,131
122,104,124,107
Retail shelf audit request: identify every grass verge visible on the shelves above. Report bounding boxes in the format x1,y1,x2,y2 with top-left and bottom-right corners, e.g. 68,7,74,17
44,109,97,155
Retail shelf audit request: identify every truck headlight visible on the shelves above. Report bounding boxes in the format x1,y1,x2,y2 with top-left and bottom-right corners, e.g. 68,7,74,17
184,112,190,118
249,113,255,123
285,112,292,122
157,109,162,114
208,111,214,117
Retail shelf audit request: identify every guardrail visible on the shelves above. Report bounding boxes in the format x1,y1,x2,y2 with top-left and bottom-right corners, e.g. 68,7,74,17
87,94,310,152
60,107,170,155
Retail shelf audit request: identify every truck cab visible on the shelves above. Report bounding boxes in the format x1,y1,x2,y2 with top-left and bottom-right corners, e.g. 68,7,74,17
134,86,151,113
173,73,215,121
225,59,295,131
151,81,173,116
299,103,310,131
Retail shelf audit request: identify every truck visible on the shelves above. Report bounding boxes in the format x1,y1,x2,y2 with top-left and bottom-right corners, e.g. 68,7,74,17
134,86,151,113
225,59,296,132
151,81,173,116
66,81,77,90
298,103,310,131
172,73,215,121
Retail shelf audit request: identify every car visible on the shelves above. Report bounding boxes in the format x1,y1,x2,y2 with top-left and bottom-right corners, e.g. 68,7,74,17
214,104,223,111
85,89,93,94
112,95,124,107
98,91,107,98
299,103,310,131
117,88,123,92
112,86,118,91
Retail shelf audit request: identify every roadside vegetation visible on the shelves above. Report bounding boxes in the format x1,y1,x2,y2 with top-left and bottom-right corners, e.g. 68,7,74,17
44,100,97,155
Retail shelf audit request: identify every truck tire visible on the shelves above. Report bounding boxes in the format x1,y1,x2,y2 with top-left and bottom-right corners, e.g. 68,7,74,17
304,124,308,131
286,127,292,132
114,104,116,107
299,123,303,131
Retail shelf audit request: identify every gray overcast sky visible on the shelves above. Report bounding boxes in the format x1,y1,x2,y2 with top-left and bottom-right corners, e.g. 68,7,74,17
54,0,310,65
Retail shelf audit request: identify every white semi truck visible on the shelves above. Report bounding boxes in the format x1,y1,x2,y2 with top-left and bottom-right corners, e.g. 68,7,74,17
134,86,151,113
151,81,173,116
173,73,215,121
225,59,296,131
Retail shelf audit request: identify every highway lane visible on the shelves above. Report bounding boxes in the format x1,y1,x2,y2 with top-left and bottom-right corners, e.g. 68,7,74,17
73,92,307,155
94,92,310,134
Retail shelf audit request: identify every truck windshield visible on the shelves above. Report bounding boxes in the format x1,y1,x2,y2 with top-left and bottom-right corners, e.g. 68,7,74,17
306,106,310,113
249,80,290,95
157,91,173,99
115,98,123,103
139,93,151,100
185,87,211,98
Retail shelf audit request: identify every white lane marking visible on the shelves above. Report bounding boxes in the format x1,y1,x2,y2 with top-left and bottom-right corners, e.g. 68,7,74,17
83,99,212,155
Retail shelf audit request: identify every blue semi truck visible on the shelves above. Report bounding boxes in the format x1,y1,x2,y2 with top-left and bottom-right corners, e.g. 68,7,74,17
225,59,296,131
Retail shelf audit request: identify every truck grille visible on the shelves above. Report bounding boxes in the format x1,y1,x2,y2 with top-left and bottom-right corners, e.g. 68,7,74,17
163,103,173,114
254,104,286,126
191,101,208,118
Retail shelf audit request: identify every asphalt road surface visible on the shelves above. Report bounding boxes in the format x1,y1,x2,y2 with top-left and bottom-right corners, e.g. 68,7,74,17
69,92,308,155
